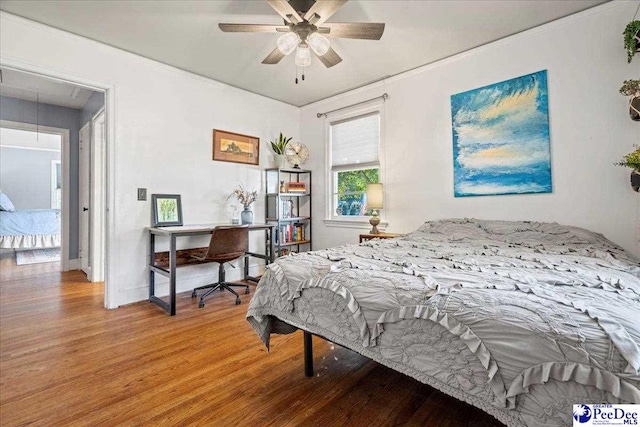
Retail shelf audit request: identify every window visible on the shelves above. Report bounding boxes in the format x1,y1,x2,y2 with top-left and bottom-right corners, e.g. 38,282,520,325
329,111,381,219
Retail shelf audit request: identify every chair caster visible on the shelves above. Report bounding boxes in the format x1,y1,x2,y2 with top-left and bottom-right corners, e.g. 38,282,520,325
199,301,205,308
245,288,250,295
235,298,241,305
191,291,197,298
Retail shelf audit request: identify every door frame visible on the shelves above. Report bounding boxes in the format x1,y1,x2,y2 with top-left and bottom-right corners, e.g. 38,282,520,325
78,121,91,275
0,61,117,309
0,119,70,270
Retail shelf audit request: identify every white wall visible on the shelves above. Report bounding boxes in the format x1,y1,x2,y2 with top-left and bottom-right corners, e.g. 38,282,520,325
0,12,300,306
301,2,640,259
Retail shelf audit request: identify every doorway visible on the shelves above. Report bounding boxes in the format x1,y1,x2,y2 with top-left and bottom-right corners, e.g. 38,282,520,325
0,65,111,306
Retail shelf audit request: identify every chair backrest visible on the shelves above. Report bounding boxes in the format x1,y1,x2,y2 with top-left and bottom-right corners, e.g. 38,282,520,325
204,225,249,261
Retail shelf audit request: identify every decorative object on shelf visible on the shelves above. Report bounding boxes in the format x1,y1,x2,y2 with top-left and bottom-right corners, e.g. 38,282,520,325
620,80,640,121
279,181,287,193
212,129,259,166
623,20,640,63
151,194,183,227
366,183,383,234
270,132,292,168
615,145,640,192
285,141,309,169
230,184,258,224
451,70,552,197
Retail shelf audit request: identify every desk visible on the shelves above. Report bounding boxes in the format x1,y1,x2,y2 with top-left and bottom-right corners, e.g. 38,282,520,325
148,223,275,316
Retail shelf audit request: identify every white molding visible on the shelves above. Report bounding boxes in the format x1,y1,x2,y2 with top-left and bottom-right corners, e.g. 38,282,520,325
68,258,81,270
0,145,61,152
0,11,297,108
300,1,627,109
0,119,71,271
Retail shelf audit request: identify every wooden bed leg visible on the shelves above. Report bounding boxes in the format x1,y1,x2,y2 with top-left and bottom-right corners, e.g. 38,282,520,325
303,331,313,377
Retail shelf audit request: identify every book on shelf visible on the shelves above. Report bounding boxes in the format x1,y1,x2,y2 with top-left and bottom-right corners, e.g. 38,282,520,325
285,181,306,193
277,223,305,244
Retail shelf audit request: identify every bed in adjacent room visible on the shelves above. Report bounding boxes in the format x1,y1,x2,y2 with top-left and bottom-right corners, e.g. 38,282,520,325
0,209,61,249
247,218,640,427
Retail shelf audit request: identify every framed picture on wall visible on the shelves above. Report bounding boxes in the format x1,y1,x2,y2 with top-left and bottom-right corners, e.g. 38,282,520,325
212,129,259,166
151,194,183,227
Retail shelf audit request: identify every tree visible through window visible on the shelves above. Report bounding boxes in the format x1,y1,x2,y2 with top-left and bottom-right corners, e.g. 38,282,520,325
335,168,378,216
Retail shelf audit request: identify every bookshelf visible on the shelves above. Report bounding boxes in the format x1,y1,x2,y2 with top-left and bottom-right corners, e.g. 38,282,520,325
265,168,312,257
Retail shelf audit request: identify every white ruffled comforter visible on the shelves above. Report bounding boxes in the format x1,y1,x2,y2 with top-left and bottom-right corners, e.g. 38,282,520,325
247,219,640,426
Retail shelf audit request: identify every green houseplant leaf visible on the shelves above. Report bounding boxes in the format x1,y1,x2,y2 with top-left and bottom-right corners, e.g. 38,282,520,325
615,145,640,173
270,132,292,154
623,20,640,63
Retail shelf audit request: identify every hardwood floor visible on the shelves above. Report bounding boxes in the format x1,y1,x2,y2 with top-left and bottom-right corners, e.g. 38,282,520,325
0,262,504,426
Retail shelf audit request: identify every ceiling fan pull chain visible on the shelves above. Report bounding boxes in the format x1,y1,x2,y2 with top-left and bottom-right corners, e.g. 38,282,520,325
302,65,305,81
295,65,299,84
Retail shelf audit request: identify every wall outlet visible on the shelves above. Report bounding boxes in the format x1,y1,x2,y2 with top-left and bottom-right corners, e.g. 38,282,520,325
137,188,147,201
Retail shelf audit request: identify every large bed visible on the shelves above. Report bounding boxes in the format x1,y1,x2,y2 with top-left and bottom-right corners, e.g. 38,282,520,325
0,209,61,249
247,218,640,427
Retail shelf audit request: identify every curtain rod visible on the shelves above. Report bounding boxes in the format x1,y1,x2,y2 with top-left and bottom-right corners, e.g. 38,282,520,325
316,93,388,118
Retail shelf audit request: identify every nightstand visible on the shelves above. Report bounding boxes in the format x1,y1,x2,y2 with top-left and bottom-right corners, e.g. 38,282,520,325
359,232,404,243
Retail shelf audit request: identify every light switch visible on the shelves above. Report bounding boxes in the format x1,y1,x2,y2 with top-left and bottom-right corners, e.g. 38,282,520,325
137,188,147,201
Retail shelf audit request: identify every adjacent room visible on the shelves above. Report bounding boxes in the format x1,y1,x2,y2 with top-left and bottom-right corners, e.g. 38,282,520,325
0,1,638,426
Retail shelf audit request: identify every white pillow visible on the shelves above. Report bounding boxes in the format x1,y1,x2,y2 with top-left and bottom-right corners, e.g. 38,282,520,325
0,192,16,212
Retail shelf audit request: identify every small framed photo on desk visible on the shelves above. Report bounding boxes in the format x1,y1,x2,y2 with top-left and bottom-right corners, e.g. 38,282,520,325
152,194,183,227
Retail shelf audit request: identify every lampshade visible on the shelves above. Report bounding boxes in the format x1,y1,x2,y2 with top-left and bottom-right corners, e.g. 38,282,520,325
366,183,383,210
308,32,330,56
277,32,300,55
294,45,311,66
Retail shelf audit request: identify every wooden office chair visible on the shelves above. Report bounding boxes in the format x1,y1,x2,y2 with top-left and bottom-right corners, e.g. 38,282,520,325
191,225,250,308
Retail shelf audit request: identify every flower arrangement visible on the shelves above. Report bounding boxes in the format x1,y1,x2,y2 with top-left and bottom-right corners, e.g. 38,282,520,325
615,145,640,173
231,183,258,208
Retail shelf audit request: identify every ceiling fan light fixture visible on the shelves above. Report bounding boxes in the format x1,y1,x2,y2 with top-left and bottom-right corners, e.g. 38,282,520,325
295,45,312,67
308,32,330,56
276,32,301,55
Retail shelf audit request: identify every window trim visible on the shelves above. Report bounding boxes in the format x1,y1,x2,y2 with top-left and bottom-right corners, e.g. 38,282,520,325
324,100,385,225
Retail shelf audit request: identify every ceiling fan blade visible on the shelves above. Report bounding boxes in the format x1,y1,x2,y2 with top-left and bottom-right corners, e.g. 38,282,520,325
322,23,385,40
304,0,348,26
218,23,286,33
262,47,286,64
266,0,304,24
317,47,342,68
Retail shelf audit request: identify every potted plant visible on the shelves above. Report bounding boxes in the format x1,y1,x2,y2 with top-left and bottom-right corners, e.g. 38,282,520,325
615,145,640,192
620,79,640,121
270,132,292,169
624,20,640,63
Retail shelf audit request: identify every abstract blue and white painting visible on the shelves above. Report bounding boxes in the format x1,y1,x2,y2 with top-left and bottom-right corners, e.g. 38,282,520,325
451,70,552,197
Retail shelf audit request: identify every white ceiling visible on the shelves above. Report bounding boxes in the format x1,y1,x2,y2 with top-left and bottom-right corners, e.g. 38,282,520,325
0,68,96,109
0,0,607,107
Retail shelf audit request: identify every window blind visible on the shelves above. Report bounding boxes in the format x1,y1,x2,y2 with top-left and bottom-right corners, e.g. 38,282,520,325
330,112,380,169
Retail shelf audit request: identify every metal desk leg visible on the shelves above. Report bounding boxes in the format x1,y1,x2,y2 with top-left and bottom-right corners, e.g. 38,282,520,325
149,232,155,300
169,235,177,316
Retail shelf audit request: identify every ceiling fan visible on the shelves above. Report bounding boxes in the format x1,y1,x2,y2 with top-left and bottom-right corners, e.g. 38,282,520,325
219,0,385,77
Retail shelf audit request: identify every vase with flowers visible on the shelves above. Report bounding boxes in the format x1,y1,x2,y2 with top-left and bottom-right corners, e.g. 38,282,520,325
231,183,258,224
